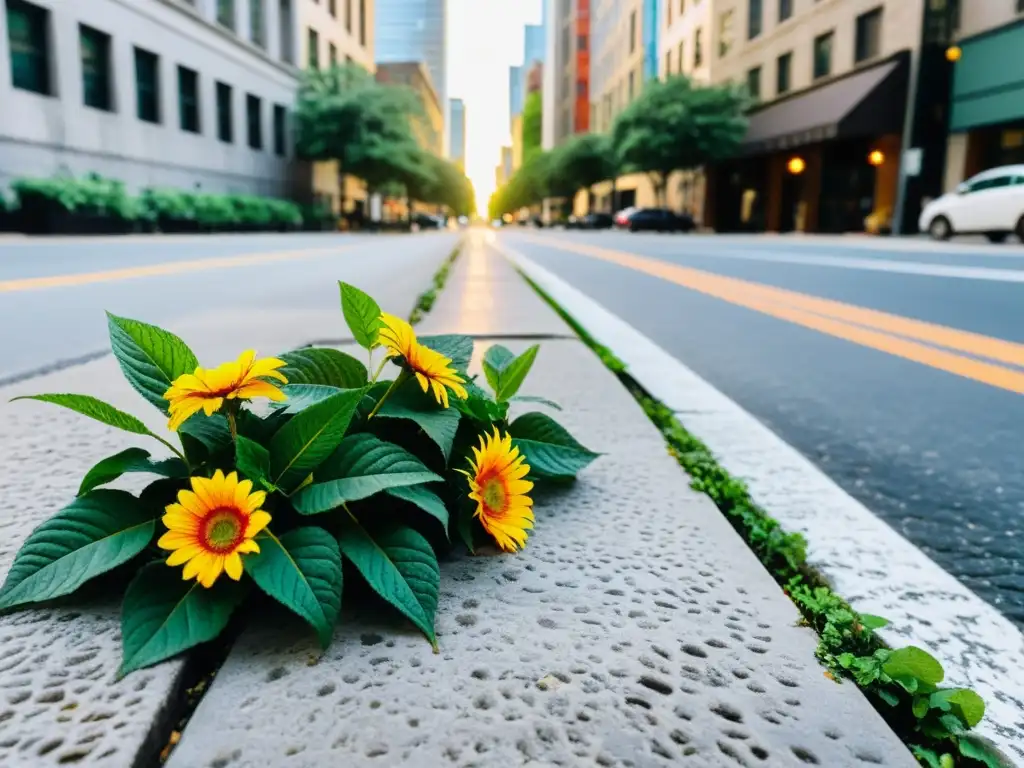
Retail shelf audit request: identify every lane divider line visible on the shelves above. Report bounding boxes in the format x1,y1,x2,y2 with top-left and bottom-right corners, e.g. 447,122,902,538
515,234,1024,388
0,243,360,293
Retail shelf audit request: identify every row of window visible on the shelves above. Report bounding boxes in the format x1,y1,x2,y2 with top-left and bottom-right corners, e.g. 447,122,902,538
7,0,287,155
306,27,355,69
213,0,366,50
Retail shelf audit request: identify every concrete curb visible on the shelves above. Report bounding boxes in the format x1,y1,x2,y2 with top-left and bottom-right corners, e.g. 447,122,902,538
498,239,1024,764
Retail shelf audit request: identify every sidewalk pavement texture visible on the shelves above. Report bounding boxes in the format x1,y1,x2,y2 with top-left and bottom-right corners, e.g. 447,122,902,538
497,235,1024,763
168,238,913,767
0,238,454,767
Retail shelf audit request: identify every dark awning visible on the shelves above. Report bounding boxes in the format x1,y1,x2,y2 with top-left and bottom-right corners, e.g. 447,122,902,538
741,51,909,155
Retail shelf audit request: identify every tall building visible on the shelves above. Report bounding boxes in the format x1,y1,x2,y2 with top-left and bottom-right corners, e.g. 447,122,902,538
450,97,466,171
509,65,524,124
944,3,1024,193
375,0,447,153
0,0,305,195
547,0,591,148
701,0,944,235
524,23,545,70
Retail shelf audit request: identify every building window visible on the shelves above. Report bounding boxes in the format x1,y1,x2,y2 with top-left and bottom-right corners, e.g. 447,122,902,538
748,0,762,39
667,0,672,26
250,0,265,47
178,66,200,133
345,0,352,33
629,10,636,54
80,24,112,111
359,0,365,46
694,27,703,67
678,41,684,73
273,104,286,156
813,31,833,79
279,0,293,63
665,50,672,76
1018,0,1024,12
247,94,263,149
576,79,586,97
134,47,159,123
329,0,336,18
578,34,587,51
719,10,734,57
779,0,792,22
7,0,50,95
308,27,319,68
855,7,882,63
746,65,761,100
776,51,791,94
329,42,337,65
216,81,233,143
628,69,635,100
217,0,235,30
680,0,685,13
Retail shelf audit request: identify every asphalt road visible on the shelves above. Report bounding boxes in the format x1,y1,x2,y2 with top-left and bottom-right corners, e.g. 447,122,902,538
0,232,458,384
500,229,1024,629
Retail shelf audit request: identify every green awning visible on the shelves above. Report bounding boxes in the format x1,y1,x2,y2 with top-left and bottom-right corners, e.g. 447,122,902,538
950,21,1024,132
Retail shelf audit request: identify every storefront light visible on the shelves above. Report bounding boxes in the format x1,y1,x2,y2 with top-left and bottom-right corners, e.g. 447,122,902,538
868,150,885,167
945,46,962,63
787,156,806,175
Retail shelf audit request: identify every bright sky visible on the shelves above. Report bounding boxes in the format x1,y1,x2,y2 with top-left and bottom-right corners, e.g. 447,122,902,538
448,0,542,213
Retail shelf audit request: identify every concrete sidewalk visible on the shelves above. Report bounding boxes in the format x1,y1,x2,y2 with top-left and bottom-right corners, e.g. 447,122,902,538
168,235,914,767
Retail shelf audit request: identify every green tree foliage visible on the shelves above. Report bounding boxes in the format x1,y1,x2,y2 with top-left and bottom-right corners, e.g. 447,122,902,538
488,150,551,219
611,75,749,204
294,63,474,217
521,91,543,162
546,133,619,210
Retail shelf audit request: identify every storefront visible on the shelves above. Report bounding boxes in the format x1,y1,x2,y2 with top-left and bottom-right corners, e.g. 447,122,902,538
705,51,909,234
946,20,1024,188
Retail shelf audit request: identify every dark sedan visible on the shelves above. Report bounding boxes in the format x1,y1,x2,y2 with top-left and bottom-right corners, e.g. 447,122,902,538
568,212,614,230
615,207,695,233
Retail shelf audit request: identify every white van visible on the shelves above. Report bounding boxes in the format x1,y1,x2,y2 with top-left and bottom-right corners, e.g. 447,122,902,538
919,164,1024,243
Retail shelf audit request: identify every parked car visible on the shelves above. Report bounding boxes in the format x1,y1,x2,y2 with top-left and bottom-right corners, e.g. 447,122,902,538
577,212,614,230
613,207,638,228
919,164,1024,242
412,212,445,230
616,207,695,233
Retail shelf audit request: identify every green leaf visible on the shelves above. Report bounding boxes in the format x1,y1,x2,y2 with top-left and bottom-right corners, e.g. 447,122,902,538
12,393,154,437
120,562,246,675
386,484,450,531
882,646,945,686
376,383,461,460
509,412,599,479
339,282,382,349
79,447,188,496
279,347,368,388
269,388,364,492
483,344,539,401
510,394,562,411
482,345,514,392
337,520,439,648
911,746,944,768
930,688,986,728
245,528,342,649
454,380,507,423
420,334,473,374
235,436,271,484
958,735,1007,768
876,688,900,707
273,384,344,413
859,613,889,631
0,491,156,610
292,434,442,514
912,695,930,718
107,313,198,412
179,413,232,463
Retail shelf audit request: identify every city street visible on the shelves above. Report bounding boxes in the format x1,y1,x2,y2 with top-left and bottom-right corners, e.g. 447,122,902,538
500,229,1024,628
0,232,458,384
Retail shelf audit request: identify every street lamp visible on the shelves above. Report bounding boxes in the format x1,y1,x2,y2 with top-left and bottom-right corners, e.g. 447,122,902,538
787,156,806,175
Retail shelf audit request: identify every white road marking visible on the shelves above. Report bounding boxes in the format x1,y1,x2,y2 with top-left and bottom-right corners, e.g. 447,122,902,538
498,240,1024,762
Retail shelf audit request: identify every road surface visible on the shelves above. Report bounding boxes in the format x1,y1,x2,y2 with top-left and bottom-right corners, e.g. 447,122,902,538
500,229,1024,629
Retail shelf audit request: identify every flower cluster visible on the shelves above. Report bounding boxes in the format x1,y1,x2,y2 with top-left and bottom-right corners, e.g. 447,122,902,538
0,283,597,674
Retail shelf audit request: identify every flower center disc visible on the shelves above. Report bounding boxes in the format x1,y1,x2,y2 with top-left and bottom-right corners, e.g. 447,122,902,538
481,477,507,516
201,508,246,553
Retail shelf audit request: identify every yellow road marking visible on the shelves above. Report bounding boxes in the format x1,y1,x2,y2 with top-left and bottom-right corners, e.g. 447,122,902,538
0,243,357,293
518,236,1024,394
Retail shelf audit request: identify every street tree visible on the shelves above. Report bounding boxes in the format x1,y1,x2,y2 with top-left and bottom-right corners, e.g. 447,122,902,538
547,133,619,212
521,91,543,163
611,75,748,206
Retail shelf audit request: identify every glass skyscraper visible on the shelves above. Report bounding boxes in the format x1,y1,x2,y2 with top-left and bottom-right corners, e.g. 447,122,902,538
375,0,448,150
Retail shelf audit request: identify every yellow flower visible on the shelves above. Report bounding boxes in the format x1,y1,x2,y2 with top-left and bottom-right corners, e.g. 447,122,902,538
462,428,534,552
158,470,271,588
164,350,287,431
377,312,468,408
